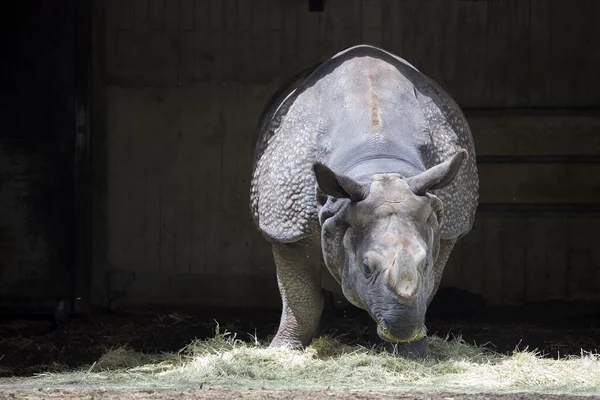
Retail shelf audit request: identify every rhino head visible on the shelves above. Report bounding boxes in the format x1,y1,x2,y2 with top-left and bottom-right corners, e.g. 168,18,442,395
313,151,466,343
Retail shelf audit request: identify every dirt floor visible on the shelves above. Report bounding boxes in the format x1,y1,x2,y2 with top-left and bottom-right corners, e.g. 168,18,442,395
0,387,598,400
0,290,599,400
0,289,599,378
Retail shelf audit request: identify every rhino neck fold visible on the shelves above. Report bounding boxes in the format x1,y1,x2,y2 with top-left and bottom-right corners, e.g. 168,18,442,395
341,157,426,183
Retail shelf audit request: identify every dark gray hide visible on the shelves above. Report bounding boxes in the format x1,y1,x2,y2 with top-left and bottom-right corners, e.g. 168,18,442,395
250,45,479,355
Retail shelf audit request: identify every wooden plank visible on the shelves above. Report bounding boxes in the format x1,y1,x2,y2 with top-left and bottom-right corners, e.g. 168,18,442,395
280,0,299,79
437,0,459,90
133,0,149,32
523,216,546,302
266,0,282,31
118,0,135,30
483,0,510,107
459,214,484,296
179,0,194,31
105,0,120,78
407,0,445,84
148,0,165,31
441,241,463,290
481,216,504,304
106,88,136,276
179,84,211,274
542,217,569,300
221,0,237,79
449,215,600,304
396,0,417,66
566,217,596,301
485,0,530,107
477,163,600,204
452,0,488,107
204,84,225,271
164,0,179,32
500,217,526,304
250,0,281,82
503,0,530,107
380,0,400,55
361,0,382,46
206,0,224,79
467,113,600,156
594,224,600,302
191,1,212,81
571,1,600,107
326,0,362,52
296,0,325,69
235,0,253,82
528,0,600,107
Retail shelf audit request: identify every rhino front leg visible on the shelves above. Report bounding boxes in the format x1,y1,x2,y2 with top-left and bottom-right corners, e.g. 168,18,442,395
269,240,324,350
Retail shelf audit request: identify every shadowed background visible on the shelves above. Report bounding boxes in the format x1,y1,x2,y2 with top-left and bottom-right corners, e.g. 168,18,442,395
1,0,599,316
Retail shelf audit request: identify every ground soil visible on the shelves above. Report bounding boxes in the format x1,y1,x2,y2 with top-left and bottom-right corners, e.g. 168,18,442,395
0,289,599,378
0,388,598,400
1,289,599,400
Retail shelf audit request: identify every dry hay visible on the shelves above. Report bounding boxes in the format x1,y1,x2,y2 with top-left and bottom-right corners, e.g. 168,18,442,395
2,325,599,396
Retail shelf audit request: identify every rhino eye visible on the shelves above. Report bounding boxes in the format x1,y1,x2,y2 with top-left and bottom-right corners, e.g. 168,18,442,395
362,259,374,275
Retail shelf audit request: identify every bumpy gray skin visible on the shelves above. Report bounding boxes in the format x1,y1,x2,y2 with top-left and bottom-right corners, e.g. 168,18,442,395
250,45,479,356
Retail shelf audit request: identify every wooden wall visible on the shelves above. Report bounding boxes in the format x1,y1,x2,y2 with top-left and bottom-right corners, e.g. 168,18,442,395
92,0,600,310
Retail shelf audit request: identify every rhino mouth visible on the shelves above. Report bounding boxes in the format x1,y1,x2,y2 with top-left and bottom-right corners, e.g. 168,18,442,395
377,323,427,343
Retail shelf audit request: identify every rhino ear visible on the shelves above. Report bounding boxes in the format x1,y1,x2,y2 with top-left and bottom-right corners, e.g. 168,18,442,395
407,150,467,196
313,163,368,202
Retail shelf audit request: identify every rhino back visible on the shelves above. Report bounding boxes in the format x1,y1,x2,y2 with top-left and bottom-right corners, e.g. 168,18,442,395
250,45,478,242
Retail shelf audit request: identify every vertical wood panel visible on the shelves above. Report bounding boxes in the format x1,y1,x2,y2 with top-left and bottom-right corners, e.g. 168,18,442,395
524,216,545,302
503,0,530,106
460,217,484,296
481,217,503,303
437,0,458,88
361,0,382,46
221,0,237,79
380,0,399,55
542,217,569,300
573,1,600,105
410,1,445,83
148,0,165,31
296,1,326,69
327,0,362,52
486,0,531,107
442,243,463,290
501,218,526,304
106,0,120,77
179,0,194,31
192,1,211,81
133,0,149,32
100,0,600,309
251,0,281,82
453,0,488,106
280,0,300,78
566,218,595,301
118,0,135,30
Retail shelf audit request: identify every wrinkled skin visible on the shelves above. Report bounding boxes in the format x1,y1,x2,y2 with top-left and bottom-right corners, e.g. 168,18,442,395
250,45,479,358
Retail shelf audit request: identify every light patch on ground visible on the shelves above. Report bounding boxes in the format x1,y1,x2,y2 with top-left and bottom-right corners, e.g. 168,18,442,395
2,327,599,396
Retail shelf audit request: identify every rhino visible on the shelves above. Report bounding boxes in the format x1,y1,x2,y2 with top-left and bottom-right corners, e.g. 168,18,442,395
250,45,479,357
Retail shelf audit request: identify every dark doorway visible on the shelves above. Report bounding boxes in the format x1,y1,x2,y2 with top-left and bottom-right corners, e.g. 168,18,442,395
0,0,90,315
